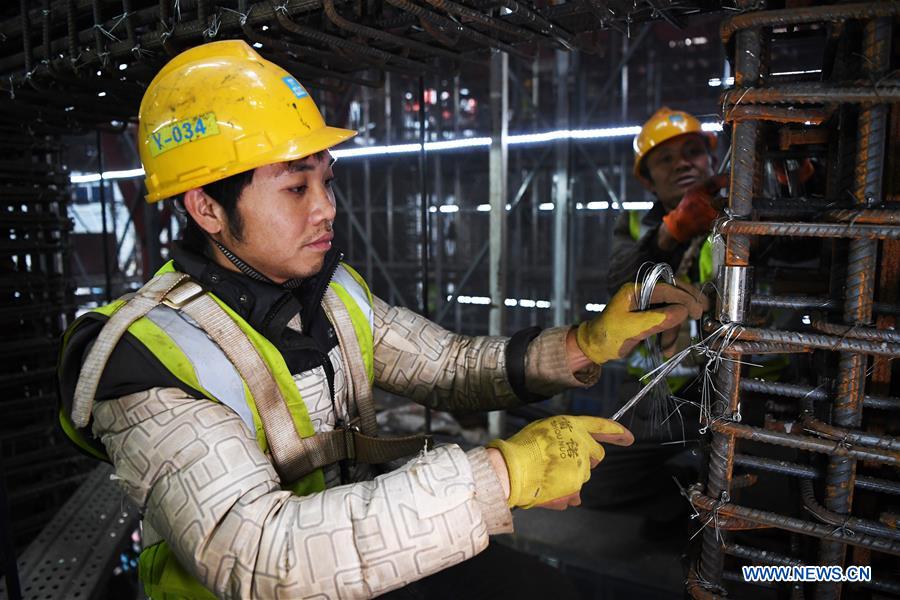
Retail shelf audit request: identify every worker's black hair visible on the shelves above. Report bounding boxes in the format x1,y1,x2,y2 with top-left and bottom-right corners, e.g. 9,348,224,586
180,168,255,253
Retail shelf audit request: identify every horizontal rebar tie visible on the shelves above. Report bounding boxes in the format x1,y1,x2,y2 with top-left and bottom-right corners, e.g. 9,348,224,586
709,323,900,356
689,486,900,557
710,421,900,466
720,220,900,240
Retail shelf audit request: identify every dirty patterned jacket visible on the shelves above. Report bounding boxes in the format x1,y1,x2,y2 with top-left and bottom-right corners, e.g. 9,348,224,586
60,244,599,599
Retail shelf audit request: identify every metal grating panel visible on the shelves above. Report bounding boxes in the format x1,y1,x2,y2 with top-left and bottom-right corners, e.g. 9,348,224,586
0,464,140,600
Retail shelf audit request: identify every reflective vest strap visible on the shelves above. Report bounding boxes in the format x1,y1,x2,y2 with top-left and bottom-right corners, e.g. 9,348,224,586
71,271,189,428
322,286,378,437
338,262,374,314
144,305,257,436
331,263,375,383
200,292,319,445
333,263,374,331
60,301,231,461
628,210,643,241
174,283,320,484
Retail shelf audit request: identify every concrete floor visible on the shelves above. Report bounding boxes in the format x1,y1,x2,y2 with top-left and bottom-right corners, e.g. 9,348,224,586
498,495,690,600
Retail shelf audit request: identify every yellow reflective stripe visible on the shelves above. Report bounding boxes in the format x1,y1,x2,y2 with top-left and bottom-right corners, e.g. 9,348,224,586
205,295,316,438
332,264,373,332
330,281,374,383
92,299,126,317
333,263,375,383
70,294,269,453
340,262,374,307
629,210,642,241
699,238,714,283
157,259,322,488
206,293,324,491
126,316,219,402
58,406,107,460
61,298,221,461
154,259,178,277
139,541,217,600
286,471,328,497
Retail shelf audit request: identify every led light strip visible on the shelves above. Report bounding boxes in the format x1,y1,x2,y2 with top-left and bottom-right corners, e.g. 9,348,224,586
69,123,722,183
70,167,145,183
465,200,654,212
453,294,607,312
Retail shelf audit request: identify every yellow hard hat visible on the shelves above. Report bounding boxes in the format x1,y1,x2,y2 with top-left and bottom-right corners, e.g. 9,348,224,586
139,40,357,202
632,107,717,176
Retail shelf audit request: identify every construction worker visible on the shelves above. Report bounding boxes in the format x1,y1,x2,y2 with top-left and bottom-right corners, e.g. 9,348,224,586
575,108,722,524
609,107,724,297
57,41,703,599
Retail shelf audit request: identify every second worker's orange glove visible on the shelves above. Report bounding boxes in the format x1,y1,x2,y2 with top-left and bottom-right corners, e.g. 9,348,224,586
661,174,728,243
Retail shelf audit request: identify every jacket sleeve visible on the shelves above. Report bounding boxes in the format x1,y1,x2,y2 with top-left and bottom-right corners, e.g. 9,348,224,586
371,296,599,412
606,210,689,295
92,387,512,600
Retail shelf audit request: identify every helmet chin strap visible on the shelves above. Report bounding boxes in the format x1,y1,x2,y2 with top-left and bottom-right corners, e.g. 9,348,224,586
210,237,304,289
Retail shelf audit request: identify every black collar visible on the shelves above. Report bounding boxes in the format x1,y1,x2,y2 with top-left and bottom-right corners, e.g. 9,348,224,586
171,243,342,337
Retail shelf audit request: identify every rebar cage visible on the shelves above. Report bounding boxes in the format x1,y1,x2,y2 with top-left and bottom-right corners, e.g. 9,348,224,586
688,4,900,599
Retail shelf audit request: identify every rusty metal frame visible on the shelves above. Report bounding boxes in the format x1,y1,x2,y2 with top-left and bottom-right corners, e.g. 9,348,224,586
690,4,900,597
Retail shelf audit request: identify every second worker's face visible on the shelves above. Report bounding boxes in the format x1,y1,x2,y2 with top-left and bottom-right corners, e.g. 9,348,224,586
222,151,337,282
640,134,715,210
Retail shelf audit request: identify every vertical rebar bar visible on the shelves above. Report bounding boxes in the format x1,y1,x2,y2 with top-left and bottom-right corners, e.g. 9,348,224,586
698,3,764,587
817,17,890,600
724,24,762,266
700,352,741,585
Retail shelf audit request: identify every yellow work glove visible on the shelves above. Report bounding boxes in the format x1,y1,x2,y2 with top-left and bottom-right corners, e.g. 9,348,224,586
487,416,634,509
575,281,705,365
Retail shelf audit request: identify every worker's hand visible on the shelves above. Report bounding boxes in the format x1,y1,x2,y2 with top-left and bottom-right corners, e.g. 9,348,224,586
487,416,634,509
661,174,729,243
575,282,704,365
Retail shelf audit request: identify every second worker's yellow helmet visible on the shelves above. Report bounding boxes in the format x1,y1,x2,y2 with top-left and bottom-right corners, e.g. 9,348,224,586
139,40,357,203
633,107,717,176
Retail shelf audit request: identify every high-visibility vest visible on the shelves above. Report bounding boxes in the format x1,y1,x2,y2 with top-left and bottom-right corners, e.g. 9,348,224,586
628,209,714,284
59,259,375,599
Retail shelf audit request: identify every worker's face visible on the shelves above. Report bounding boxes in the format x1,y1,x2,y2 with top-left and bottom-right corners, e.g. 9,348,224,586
639,135,715,210
220,152,337,282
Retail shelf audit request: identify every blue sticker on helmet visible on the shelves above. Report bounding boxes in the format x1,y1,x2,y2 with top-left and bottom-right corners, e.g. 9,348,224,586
282,76,309,100
669,114,685,124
